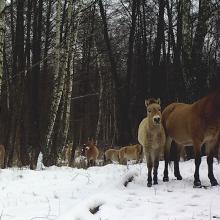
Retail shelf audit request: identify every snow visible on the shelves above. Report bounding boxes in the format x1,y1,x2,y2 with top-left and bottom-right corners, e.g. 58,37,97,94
0,157,220,220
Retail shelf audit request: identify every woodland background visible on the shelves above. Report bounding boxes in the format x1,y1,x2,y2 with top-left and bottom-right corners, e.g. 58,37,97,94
0,0,219,167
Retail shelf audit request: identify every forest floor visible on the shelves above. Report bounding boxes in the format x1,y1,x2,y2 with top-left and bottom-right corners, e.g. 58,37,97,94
0,157,220,220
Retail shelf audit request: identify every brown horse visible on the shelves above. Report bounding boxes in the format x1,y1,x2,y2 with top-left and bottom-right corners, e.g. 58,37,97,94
138,98,166,187
162,90,220,187
104,148,120,164
118,144,143,165
81,139,99,167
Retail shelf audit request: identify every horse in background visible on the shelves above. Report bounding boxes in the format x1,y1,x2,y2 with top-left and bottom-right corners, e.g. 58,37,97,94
162,89,220,187
138,98,165,187
104,148,120,164
118,144,143,165
81,139,99,167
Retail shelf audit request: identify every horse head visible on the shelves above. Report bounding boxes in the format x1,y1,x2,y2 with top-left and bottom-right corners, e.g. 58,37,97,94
145,98,162,126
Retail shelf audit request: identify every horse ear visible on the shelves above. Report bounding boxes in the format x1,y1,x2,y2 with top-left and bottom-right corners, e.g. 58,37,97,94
145,99,149,107
157,98,161,105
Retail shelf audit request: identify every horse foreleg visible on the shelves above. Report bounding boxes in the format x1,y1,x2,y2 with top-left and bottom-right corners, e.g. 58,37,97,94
153,155,159,185
207,154,218,186
146,153,153,187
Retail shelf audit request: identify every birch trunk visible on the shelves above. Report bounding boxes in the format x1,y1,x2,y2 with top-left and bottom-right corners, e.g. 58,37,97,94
62,0,82,148
44,0,62,155
95,45,104,142
0,0,5,96
98,0,119,144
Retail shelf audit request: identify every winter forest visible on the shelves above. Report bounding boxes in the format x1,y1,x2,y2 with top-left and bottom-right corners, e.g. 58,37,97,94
0,0,219,168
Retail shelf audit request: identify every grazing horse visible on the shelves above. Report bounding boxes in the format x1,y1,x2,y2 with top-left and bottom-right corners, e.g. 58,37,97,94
81,139,99,167
162,89,220,187
104,148,120,164
118,144,143,165
138,98,166,187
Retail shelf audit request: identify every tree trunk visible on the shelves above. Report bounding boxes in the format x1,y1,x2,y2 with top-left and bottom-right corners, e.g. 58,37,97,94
0,0,5,96
190,0,210,100
30,0,43,169
123,0,138,143
43,0,66,165
151,0,165,98
98,0,119,144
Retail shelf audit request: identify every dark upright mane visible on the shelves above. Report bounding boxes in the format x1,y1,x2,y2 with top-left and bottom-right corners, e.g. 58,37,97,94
147,98,158,105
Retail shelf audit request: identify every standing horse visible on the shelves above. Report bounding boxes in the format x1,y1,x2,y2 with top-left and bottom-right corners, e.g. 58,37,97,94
118,144,143,165
138,98,166,187
104,148,120,164
162,90,220,187
81,139,99,167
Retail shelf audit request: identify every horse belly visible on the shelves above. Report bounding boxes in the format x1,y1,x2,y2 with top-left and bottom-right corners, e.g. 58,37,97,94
166,109,193,146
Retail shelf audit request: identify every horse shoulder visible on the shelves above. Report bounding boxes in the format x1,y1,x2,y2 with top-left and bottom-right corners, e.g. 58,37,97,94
138,117,150,147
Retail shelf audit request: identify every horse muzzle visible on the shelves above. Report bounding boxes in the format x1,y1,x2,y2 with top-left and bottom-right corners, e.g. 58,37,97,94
153,116,161,125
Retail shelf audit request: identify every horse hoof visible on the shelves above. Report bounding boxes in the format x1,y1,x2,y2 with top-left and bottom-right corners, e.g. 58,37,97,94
176,175,182,180
211,180,218,186
163,177,169,182
193,181,202,188
153,181,158,185
147,182,152,187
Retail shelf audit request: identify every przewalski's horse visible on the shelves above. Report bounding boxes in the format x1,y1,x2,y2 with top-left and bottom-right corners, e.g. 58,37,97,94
162,89,220,187
0,145,5,168
104,148,120,164
119,144,143,165
138,98,166,187
81,139,99,167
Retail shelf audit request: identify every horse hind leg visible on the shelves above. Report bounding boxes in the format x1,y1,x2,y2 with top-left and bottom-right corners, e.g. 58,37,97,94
193,140,202,187
206,141,218,186
173,143,182,180
207,154,218,186
163,137,172,182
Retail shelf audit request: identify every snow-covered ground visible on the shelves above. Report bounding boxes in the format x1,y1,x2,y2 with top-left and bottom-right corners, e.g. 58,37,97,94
0,157,220,220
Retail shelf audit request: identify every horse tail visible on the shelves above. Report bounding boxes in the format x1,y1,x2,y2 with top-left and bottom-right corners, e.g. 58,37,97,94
162,103,177,165
164,136,172,165
162,103,177,134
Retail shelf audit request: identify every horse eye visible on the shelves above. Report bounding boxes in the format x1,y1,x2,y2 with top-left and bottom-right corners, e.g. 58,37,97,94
148,110,151,113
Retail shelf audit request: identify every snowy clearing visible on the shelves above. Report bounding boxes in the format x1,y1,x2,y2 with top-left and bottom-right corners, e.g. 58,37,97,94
0,157,220,220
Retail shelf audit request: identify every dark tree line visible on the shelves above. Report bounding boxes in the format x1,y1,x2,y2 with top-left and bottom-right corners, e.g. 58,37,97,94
0,0,219,167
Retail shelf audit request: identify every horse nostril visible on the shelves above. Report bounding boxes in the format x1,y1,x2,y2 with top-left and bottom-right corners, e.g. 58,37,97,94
154,117,161,124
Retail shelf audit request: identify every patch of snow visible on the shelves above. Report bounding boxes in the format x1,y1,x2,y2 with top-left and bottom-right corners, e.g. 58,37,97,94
0,157,219,219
